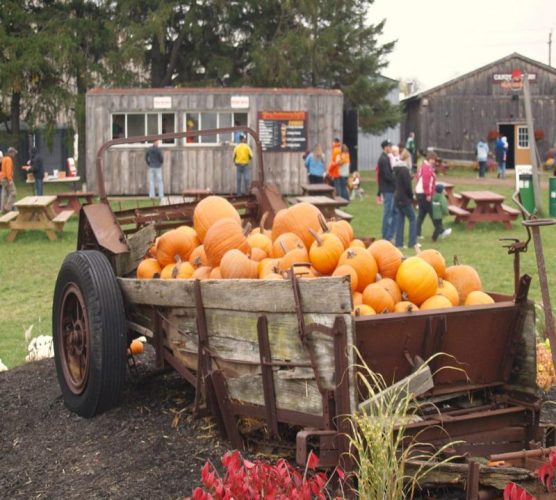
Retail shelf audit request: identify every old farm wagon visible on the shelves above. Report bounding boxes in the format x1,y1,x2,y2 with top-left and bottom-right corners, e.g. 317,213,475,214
53,128,552,494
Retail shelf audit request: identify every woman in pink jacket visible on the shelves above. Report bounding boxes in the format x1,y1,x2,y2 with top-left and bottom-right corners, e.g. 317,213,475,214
414,151,437,240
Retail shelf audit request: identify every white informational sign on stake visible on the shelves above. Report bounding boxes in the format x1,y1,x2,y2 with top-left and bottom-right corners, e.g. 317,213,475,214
515,164,532,190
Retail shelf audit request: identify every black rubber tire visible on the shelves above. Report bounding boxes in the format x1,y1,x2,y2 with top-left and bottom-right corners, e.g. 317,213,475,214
53,250,127,417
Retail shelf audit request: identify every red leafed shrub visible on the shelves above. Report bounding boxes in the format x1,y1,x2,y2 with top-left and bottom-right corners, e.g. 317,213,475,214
534,128,545,141
185,450,343,500
504,450,556,499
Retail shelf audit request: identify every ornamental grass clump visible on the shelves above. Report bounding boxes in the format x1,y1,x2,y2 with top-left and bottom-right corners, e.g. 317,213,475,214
347,353,461,499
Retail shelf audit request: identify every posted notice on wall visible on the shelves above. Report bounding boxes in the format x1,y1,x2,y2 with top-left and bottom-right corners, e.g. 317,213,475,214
257,111,307,152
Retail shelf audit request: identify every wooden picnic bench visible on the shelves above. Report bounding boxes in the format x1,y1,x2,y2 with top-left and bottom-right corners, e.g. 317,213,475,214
301,183,335,198
448,204,471,223
1,196,74,242
52,192,95,214
291,195,350,220
455,191,516,230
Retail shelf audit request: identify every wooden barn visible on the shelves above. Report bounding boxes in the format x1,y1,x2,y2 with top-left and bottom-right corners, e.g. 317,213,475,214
402,53,556,169
85,87,343,196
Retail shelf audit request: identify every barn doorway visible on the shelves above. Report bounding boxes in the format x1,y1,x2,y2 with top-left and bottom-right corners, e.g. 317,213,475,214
343,109,358,172
498,124,515,170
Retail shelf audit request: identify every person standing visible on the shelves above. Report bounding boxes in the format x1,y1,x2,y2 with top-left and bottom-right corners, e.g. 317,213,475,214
327,138,342,193
22,147,45,195
476,138,489,178
145,140,164,200
377,140,396,240
338,144,351,201
233,134,253,195
495,134,506,179
431,184,452,241
0,147,18,212
405,132,416,167
415,151,437,240
304,144,326,184
393,150,417,249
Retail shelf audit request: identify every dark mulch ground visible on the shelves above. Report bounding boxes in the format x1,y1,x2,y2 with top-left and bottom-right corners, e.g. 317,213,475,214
0,353,228,499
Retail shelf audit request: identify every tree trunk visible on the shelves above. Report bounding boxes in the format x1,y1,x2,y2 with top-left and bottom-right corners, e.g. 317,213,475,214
150,37,167,87
10,91,21,136
75,73,87,181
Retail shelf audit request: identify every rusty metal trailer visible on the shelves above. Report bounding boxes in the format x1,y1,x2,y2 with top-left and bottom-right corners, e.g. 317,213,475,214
53,128,551,494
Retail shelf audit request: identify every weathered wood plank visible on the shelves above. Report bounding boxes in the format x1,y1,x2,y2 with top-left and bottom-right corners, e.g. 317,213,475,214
118,276,352,313
114,223,157,276
226,375,323,416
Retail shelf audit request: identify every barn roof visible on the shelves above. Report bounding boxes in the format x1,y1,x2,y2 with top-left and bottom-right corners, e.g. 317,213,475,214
401,52,556,103
88,87,343,96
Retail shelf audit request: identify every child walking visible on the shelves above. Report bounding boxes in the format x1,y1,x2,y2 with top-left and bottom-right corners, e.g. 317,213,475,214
431,184,452,241
350,171,363,199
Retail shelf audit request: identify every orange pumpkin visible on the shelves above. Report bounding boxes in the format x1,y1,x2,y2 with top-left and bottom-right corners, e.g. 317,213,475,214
396,257,438,306
146,237,159,258
309,231,344,275
193,195,241,242
192,266,212,280
249,247,268,262
203,218,250,267
220,249,258,279
444,264,482,305
362,283,395,313
420,295,453,311
436,279,459,306
278,247,310,272
338,247,378,292
292,266,316,278
325,219,354,249
272,232,305,258
129,339,144,355
160,263,176,279
209,266,222,279
352,291,363,306
368,239,403,279
332,265,359,292
271,202,322,249
137,258,161,279
247,232,273,256
416,248,446,278
464,290,494,306
258,258,280,278
349,239,366,249
394,301,419,313
189,245,208,268
263,272,283,280
156,229,196,266
376,277,402,304
176,225,201,248
353,304,376,316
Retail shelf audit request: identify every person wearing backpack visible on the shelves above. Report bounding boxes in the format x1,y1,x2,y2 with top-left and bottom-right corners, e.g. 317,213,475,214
145,140,164,200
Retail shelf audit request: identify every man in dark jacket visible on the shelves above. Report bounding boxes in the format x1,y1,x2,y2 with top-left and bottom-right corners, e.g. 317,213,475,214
393,150,416,249
145,140,164,200
377,140,395,240
23,147,45,195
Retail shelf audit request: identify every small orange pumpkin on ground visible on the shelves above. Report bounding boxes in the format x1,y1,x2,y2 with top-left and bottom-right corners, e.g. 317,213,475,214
420,295,453,310
129,339,144,355
137,258,162,279
362,283,395,313
464,290,494,306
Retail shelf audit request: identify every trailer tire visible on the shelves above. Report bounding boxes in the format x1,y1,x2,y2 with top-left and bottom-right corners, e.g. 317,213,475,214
53,250,127,418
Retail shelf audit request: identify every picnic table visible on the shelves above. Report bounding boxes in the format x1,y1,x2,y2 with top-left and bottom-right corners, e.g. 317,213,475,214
440,182,462,206
0,196,74,242
300,183,335,198
292,195,350,221
52,191,95,214
450,190,519,230
27,175,82,193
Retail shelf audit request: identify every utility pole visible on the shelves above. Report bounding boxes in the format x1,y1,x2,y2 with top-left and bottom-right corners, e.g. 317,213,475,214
522,73,543,214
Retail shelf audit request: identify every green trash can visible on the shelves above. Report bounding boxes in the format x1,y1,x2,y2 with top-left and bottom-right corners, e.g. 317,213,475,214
519,173,535,214
549,176,556,217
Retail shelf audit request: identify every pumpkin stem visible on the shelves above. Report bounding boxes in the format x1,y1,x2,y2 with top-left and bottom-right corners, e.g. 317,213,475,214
354,307,361,316
243,222,252,237
318,213,330,233
346,248,356,259
279,239,289,255
260,211,269,230
453,255,460,265
192,255,202,269
171,264,179,279
308,228,323,246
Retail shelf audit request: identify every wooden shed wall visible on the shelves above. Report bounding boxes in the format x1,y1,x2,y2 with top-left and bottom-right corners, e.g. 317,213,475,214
403,56,556,158
85,90,343,196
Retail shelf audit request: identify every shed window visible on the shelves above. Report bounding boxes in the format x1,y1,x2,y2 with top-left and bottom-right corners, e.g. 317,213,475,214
110,113,176,145
517,126,529,149
184,112,248,145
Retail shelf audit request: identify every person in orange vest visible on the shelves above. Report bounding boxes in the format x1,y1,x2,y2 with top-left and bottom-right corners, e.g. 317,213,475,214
0,147,18,212
327,138,342,194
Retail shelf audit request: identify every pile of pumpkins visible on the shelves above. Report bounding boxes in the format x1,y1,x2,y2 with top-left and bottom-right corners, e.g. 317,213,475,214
137,195,494,315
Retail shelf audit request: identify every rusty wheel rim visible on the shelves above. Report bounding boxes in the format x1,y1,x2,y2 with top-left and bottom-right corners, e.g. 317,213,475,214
58,284,90,395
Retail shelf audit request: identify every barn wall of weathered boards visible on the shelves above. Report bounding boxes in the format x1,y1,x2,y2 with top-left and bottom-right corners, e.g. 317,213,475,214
85,87,343,196
402,53,556,168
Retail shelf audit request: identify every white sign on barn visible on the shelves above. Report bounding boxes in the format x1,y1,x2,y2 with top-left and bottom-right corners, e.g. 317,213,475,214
153,96,172,109
231,96,249,108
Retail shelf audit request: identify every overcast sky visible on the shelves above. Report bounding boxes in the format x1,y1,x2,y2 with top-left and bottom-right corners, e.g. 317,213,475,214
369,0,555,91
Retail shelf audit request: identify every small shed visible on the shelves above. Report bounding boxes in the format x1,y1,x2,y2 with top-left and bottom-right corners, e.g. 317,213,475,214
85,87,343,196
402,53,556,168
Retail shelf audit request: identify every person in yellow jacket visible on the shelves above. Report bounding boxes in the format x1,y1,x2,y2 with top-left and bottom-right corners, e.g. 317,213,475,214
233,134,253,196
0,147,18,212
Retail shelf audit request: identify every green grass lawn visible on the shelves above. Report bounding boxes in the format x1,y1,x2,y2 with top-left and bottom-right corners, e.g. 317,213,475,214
0,172,555,368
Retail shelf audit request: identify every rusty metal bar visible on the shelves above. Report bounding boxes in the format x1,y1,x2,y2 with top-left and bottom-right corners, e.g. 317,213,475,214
465,460,480,500
96,126,264,202
163,350,197,387
153,307,164,369
226,401,326,428
193,279,224,434
257,315,280,439
490,446,556,462
211,369,244,450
